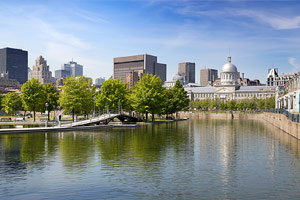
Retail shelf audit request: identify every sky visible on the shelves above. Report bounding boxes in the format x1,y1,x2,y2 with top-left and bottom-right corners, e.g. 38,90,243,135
1,0,300,84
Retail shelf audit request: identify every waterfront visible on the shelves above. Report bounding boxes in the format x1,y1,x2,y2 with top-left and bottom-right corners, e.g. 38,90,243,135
1,119,300,199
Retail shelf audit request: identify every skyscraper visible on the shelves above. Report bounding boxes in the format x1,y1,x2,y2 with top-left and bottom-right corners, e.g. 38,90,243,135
200,68,218,86
30,56,55,85
55,60,83,79
0,47,28,84
95,77,106,86
178,62,195,84
113,54,167,83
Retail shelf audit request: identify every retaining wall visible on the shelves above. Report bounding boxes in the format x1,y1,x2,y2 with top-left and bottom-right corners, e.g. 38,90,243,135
178,112,300,140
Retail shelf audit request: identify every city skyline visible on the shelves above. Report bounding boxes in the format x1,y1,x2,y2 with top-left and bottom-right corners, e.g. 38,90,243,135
1,0,300,83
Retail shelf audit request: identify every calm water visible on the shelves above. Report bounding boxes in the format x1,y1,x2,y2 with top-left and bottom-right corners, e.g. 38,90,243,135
1,119,300,199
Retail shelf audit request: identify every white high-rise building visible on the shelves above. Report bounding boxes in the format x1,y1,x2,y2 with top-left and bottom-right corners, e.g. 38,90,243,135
56,60,83,78
95,77,105,86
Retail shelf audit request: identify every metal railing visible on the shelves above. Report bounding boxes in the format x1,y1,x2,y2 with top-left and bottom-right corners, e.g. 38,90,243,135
264,109,300,123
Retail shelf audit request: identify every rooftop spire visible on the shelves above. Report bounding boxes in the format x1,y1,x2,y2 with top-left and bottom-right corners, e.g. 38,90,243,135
227,56,231,63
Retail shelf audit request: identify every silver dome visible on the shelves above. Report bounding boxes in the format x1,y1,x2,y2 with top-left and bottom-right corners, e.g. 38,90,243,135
172,74,184,81
222,56,237,72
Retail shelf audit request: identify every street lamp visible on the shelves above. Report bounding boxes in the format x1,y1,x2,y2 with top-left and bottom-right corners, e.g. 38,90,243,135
93,96,95,117
45,102,49,127
53,105,56,121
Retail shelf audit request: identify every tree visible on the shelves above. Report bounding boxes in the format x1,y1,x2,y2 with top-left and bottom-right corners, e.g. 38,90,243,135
1,93,23,115
131,73,165,121
170,80,190,117
226,100,237,110
0,94,3,111
21,78,45,121
59,76,95,121
44,83,60,120
95,78,129,111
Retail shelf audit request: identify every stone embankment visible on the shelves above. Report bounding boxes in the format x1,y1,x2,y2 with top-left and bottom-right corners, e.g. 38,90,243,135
179,112,300,140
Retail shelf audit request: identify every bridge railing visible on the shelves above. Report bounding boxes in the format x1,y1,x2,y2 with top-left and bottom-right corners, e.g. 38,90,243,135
264,109,300,123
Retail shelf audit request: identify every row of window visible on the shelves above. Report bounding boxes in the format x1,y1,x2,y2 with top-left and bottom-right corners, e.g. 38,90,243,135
194,93,274,98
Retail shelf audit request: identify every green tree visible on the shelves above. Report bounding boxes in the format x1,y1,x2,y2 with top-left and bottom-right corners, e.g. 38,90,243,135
131,73,165,121
59,76,95,121
21,78,45,121
0,94,3,111
44,83,60,120
226,100,237,110
171,81,190,116
95,78,129,111
1,93,23,115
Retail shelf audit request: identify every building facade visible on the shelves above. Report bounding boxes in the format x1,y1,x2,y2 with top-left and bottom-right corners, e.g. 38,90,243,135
55,69,71,79
30,56,55,85
200,68,218,86
178,62,195,84
0,47,28,84
113,54,167,83
266,68,295,86
186,57,275,101
164,74,185,88
275,72,300,113
95,77,106,86
55,60,83,79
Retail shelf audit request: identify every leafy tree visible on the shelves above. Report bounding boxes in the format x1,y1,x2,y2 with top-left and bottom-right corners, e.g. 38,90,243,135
44,83,60,120
95,78,129,111
0,94,3,111
59,76,95,121
1,93,23,115
226,100,237,110
21,78,46,121
131,73,165,121
164,81,190,117
163,88,175,116
265,96,275,109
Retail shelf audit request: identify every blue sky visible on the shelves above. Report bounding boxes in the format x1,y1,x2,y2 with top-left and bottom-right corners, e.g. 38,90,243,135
1,0,300,83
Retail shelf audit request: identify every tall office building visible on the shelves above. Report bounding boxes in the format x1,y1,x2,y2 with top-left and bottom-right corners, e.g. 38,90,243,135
0,47,28,84
55,60,83,79
178,62,195,84
30,56,55,84
113,54,167,83
200,68,218,86
95,77,106,86
55,69,71,79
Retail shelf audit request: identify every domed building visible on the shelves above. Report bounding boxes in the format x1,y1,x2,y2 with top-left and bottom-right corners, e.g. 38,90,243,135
184,56,276,102
220,57,239,86
164,73,185,88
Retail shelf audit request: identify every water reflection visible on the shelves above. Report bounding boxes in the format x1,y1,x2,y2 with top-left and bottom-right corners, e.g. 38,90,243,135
0,120,300,199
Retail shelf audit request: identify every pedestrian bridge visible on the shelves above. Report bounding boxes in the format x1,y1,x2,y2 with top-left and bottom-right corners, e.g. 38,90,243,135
56,112,138,128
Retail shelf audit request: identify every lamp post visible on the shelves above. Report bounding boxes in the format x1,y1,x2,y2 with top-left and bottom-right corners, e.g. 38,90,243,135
53,105,56,121
45,102,49,127
93,96,95,117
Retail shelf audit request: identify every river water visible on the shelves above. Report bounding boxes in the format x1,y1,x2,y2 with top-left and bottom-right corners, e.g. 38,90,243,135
1,119,300,199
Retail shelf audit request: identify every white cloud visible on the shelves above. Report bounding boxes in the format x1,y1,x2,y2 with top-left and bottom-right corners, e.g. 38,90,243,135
289,57,300,71
236,10,300,30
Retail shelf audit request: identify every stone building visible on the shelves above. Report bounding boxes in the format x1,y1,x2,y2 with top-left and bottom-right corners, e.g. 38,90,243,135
185,57,275,101
200,68,218,86
30,56,55,84
164,73,185,88
275,72,300,113
266,68,295,86
113,54,167,83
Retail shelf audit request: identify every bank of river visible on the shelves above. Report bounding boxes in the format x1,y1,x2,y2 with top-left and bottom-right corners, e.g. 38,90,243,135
179,112,300,140
1,119,300,199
